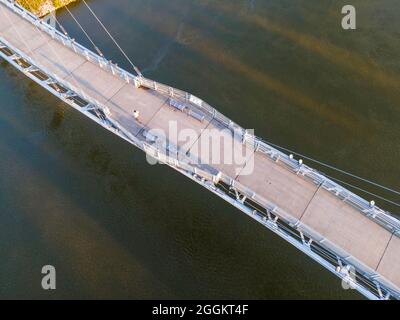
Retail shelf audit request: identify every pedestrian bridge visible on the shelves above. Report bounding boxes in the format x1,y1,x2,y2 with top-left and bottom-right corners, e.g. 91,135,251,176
0,0,399,299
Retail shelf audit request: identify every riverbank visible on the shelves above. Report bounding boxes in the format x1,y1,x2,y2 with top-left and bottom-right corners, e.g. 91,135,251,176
17,0,77,17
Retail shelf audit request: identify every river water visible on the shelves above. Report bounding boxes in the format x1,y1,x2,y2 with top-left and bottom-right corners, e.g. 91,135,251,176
0,0,399,299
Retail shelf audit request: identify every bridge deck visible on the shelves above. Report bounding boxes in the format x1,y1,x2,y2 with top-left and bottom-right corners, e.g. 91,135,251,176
0,2,399,295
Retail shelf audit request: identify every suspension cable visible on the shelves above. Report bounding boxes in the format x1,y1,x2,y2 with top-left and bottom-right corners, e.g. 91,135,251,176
81,0,142,77
324,174,400,209
54,18,69,36
64,6,104,58
260,138,400,197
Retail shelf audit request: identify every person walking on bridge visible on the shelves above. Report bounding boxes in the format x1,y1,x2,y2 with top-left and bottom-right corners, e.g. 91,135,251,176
133,109,140,122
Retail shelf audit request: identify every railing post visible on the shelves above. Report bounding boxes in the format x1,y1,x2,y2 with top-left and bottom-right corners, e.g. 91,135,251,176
71,39,77,53
109,61,115,75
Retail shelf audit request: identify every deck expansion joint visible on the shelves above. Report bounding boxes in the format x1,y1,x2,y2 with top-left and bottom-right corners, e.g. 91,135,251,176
375,232,395,271
299,183,323,222
134,97,169,137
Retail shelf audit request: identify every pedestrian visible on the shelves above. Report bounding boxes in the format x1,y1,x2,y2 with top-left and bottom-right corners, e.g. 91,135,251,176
133,109,140,121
